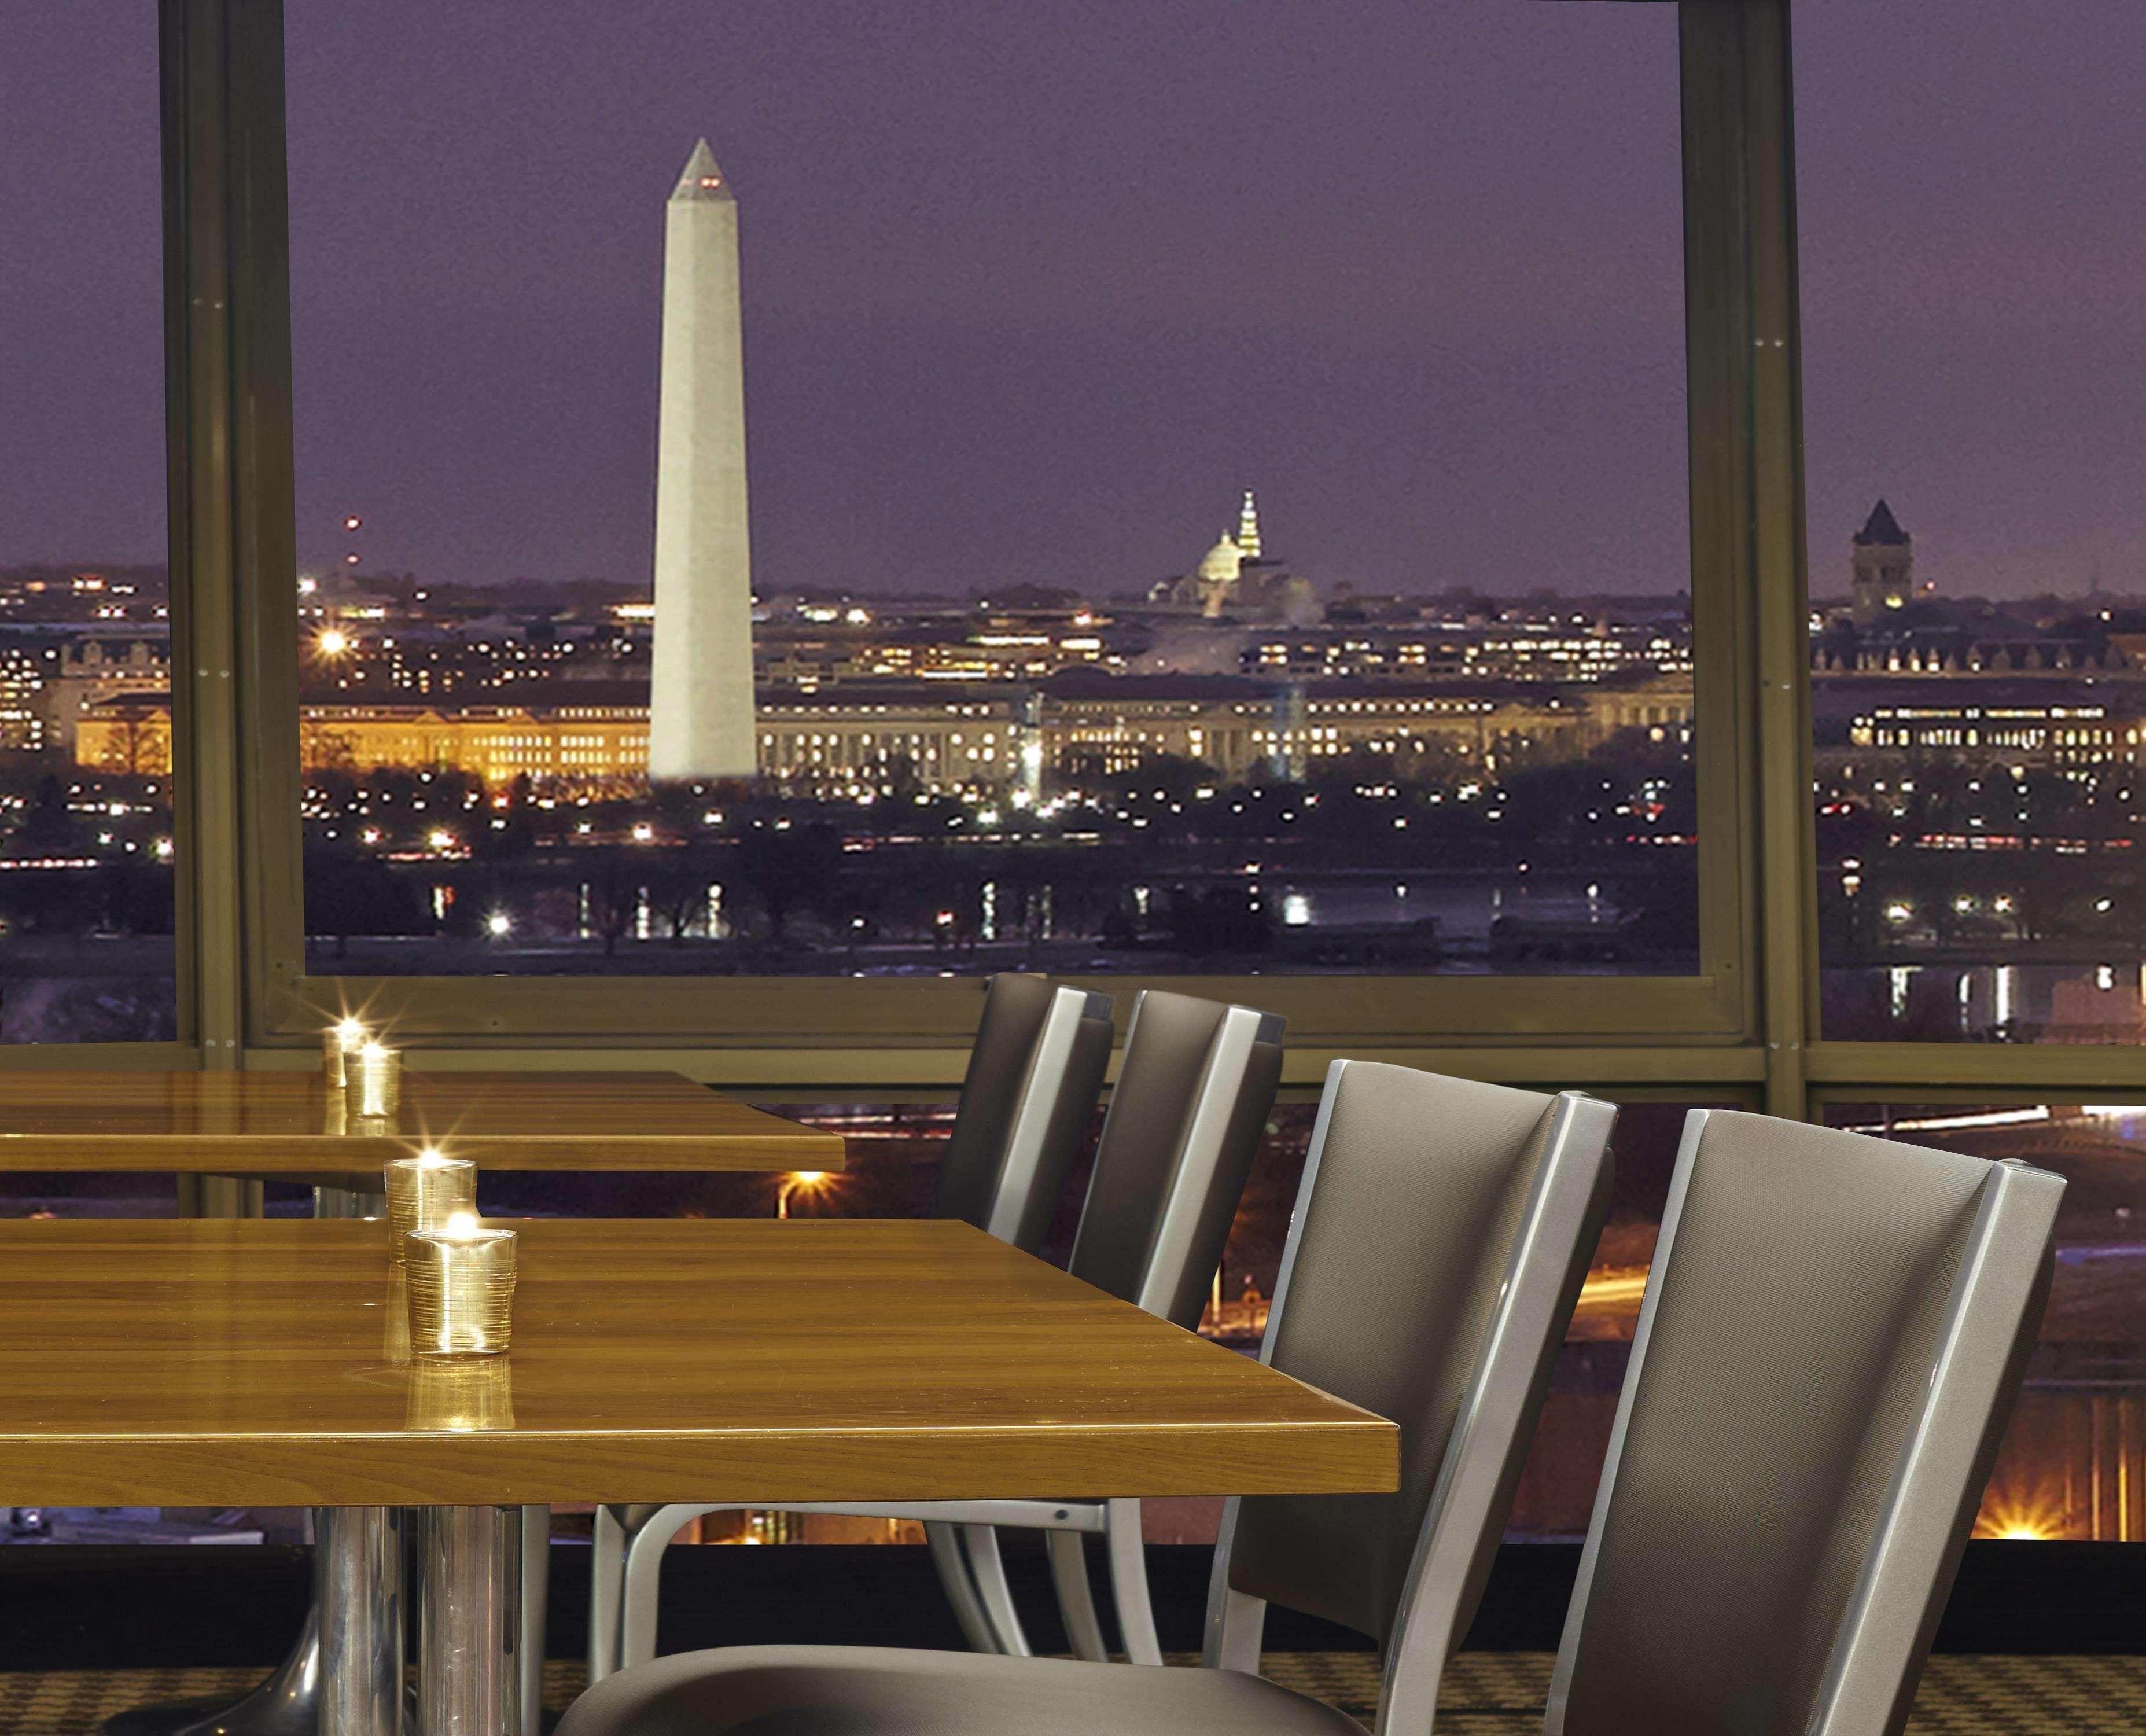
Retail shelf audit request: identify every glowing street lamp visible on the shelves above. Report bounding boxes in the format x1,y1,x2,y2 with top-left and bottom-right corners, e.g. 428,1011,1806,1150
775,1171,833,1219
485,911,513,938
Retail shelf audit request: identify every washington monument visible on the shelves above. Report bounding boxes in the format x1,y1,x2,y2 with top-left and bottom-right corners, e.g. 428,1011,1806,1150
649,138,756,781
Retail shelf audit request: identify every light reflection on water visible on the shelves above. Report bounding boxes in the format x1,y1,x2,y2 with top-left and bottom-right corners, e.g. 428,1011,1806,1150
1249,871,1627,937
1830,961,2146,1042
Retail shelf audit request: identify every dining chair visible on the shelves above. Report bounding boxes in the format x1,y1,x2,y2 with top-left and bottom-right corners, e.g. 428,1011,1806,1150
589,987,1287,1682
588,971,1114,1678
1544,1109,2059,1735
558,1061,1619,1735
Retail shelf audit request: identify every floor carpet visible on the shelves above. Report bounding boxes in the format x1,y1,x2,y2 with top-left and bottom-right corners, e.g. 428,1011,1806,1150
2,1652,2141,1732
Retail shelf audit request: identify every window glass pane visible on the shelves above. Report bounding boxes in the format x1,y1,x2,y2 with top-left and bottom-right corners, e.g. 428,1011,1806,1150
1826,1105,2146,1541
284,1,1696,983
1801,1,2146,1040
0,8,176,1043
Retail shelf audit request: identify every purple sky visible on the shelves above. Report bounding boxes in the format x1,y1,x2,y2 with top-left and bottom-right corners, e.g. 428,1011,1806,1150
4,2,2140,602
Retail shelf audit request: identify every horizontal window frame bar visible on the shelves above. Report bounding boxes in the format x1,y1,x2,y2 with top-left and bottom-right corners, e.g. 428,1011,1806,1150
1807,1041,2146,1093
234,1038,1768,1091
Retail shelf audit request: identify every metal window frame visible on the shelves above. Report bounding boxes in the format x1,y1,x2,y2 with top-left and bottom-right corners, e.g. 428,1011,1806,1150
109,0,2146,1108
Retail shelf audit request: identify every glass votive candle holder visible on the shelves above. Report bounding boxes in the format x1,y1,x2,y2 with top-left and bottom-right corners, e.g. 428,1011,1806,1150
405,1356,516,1432
404,1214,517,1358
384,1152,477,1258
345,1042,403,1121
321,1019,368,1090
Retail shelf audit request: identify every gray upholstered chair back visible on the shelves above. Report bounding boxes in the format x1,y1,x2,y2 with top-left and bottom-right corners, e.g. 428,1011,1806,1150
928,974,1114,1253
1209,1064,1615,1701
1548,1110,2062,1736
1066,989,1284,1330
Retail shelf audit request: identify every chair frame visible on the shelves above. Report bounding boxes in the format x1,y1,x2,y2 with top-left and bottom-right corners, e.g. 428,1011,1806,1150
1200,1069,1618,1735
590,985,1283,1677
1543,1109,2063,1736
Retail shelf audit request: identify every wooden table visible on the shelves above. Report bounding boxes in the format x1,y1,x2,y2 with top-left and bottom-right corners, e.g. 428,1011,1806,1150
0,1070,841,1174
0,1218,1394,1735
0,1072,838,1736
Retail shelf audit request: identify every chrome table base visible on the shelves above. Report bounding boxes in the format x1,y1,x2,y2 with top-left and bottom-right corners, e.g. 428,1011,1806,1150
418,1507,525,1736
95,1605,318,1736
100,1507,531,1736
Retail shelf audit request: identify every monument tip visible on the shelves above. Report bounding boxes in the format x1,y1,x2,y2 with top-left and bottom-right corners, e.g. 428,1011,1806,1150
672,138,734,204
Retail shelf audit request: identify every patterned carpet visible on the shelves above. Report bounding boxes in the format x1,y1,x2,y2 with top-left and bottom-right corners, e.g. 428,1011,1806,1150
1,1652,2140,1732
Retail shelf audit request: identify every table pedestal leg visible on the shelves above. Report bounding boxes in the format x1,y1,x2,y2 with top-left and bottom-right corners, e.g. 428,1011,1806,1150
319,1507,404,1736
94,1506,352,1736
419,1506,525,1736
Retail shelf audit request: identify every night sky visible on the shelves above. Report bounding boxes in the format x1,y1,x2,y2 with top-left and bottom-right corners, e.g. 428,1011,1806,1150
3,1,2140,601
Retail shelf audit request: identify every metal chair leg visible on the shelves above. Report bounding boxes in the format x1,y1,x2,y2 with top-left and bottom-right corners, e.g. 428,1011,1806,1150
618,1506,711,1671
519,1506,549,1733
956,1524,1032,1657
1045,1530,1110,1662
924,1520,1002,1655
588,1505,628,1683
1105,1499,1162,1665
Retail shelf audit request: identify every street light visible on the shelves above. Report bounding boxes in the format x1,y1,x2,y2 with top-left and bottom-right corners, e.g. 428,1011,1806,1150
775,1171,833,1219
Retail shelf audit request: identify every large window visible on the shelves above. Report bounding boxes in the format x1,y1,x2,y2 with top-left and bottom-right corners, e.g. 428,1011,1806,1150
8,0,2130,1569
0,6,177,1044
273,1,1702,996
1800,0,2146,1043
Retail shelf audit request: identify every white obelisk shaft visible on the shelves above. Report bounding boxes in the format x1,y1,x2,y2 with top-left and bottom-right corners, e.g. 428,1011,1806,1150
649,139,756,781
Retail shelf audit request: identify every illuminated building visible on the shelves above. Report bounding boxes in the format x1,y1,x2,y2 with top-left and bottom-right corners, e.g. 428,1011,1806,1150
82,696,650,787
1849,498,1915,624
1823,679,2146,779
0,644,50,751
78,663,1690,797
1242,623,1690,682
1148,491,1320,624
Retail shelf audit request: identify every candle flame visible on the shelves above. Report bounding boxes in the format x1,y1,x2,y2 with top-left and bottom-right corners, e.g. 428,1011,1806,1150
445,1210,481,1238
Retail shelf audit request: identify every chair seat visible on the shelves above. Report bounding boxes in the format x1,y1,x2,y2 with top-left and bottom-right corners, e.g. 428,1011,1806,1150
557,1645,1368,1736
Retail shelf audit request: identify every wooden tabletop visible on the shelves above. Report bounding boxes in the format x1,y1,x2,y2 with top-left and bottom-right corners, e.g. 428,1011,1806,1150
0,1219,1396,1508
0,1071,841,1172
